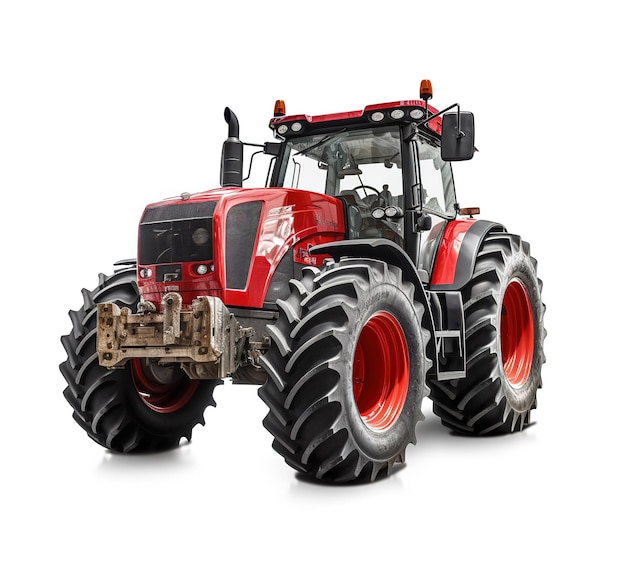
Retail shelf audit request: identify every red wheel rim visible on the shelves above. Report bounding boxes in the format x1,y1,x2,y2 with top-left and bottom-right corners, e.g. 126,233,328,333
500,279,534,386
352,312,409,431
131,359,199,413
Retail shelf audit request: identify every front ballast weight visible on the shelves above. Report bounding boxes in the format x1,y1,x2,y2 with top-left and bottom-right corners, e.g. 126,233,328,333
97,292,254,380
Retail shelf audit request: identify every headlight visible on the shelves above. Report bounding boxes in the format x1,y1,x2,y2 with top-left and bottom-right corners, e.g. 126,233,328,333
371,206,385,219
192,227,210,246
384,206,403,219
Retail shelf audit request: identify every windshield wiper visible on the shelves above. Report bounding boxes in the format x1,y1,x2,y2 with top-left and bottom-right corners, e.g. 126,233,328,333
294,128,347,157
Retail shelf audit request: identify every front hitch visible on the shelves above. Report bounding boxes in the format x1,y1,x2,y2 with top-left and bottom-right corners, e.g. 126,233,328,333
97,292,252,379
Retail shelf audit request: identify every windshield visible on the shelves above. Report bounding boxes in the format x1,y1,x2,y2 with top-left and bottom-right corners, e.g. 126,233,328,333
277,126,403,202
275,126,405,243
271,125,456,243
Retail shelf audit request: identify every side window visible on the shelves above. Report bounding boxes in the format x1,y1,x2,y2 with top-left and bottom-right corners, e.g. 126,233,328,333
283,149,327,193
418,141,456,218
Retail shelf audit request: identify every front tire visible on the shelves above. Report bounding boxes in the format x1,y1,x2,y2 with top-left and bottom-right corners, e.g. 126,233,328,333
429,231,546,434
259,258,431,482
60,265,221,452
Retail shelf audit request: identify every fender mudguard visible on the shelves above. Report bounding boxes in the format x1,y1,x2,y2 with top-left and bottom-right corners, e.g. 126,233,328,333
430,219,506,290
310,238,435,336
311,238,422,286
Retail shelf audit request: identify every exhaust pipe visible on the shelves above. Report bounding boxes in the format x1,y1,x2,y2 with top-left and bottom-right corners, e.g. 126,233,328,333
220,107,243,187
224,107,240,139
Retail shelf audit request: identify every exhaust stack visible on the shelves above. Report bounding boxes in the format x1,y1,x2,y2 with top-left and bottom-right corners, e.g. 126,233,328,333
220,107,243,187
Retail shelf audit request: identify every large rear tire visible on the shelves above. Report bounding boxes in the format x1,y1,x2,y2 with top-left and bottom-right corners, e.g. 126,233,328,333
259,258,431,482
60,265,221,452
429,231,546,434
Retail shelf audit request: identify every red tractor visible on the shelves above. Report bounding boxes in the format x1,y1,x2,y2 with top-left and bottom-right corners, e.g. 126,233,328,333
60,80,545,482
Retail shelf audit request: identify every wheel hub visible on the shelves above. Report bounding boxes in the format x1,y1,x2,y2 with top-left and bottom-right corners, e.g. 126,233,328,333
500,278,534,386
353,312,409,431
131,359,198,413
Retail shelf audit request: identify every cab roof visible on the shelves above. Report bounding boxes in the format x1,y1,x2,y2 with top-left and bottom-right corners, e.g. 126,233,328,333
269,100,442,138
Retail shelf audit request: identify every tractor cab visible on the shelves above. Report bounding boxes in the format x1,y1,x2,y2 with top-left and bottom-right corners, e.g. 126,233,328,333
269,120,458,243
274,124,407,244
219,79,475,275
263,96,469,270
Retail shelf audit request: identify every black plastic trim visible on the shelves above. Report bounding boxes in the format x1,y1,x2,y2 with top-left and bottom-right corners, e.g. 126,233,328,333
264,248,295,305
113,258,137,267
310,238,422,287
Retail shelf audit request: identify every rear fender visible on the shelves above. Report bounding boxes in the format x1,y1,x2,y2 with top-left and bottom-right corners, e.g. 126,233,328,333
430,219,506,290
427,219,505,381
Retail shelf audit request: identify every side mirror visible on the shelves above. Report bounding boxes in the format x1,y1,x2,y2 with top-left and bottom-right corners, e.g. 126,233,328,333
441,111,475,161
416,213,432,231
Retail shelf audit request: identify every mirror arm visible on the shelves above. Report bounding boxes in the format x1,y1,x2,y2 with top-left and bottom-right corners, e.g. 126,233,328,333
455,105,465,139
415,103,463,135
405,103,466,143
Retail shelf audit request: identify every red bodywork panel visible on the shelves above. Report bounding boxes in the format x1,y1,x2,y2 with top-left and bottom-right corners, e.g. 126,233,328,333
430,219,478,286
137,187,345,309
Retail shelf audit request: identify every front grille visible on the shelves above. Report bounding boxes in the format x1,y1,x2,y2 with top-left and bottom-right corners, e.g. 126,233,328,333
225,201,263,289
139,202,216,265
142,201,216,223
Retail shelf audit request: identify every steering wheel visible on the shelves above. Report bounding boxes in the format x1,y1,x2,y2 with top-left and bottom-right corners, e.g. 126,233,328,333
350,185,380,199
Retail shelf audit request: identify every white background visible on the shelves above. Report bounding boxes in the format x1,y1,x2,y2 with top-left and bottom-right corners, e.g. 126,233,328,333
2,1,624,572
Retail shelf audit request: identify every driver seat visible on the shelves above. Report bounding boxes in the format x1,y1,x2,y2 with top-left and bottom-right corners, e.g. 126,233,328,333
338,191,363,239
338,189,361,205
